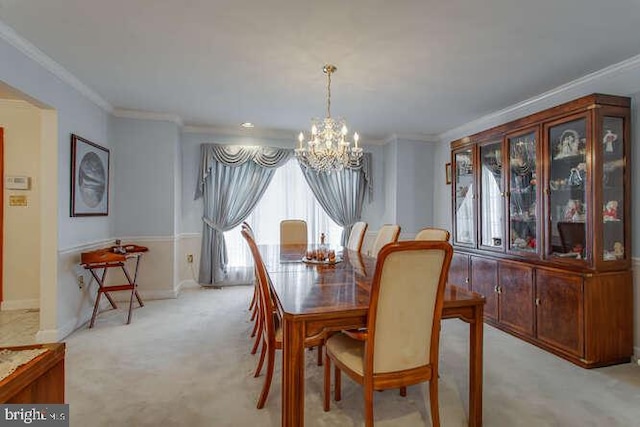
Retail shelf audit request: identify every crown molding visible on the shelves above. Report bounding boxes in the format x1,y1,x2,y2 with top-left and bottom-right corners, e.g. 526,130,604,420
0,19,112,112
390,133,440,143
438,52,640,143
112,108,183,126
182,124,297,140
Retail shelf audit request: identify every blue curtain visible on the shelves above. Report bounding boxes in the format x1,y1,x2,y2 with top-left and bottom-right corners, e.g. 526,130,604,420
195,144,292,285
298,153,372,246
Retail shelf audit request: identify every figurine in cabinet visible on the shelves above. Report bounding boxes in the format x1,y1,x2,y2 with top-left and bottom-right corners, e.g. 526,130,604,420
603,200,619,221
613,241,624,258
603,129,618,153
564,199,582,221
556,129,580,158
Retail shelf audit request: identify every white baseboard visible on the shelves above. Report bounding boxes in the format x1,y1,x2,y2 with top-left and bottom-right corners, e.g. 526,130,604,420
108,288,178,302
1,298,39,310
177,280,199,294
36,310,92,342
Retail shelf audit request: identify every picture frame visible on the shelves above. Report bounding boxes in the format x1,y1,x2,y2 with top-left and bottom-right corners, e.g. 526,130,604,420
70,134,110,216
445,163,452,185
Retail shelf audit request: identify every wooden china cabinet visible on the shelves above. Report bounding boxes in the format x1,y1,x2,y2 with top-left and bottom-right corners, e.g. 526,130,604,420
450,94,632,368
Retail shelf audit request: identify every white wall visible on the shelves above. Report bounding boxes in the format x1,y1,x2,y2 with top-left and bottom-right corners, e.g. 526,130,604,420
1,100,41,309
0,32,111,340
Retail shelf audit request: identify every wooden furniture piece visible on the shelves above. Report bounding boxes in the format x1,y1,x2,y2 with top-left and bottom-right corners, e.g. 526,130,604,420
415,227,451,241
346,221,368,252
450,93,632,368
242,231,324,409
0,343,65,403
367,224,401,257
280,219,308,245
323,241,453,427
80,244,149,328
259,244,485,427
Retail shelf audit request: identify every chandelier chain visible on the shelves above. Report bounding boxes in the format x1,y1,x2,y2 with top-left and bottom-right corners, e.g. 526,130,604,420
326,69,331,118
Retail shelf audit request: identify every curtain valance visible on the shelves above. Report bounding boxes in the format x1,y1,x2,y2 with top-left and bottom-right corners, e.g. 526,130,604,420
299,152,373,202
195,144,293,199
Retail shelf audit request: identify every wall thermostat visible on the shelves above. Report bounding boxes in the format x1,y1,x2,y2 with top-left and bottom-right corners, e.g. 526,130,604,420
5,176,31,190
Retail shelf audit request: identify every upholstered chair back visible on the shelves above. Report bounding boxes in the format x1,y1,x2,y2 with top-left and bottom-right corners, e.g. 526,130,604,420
280,219,308,245
368,224,401,257
414,227,450,242
346,221,368,252
369,241,452,374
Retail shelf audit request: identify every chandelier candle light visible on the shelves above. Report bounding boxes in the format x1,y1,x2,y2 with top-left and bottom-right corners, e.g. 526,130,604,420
295,64,363,173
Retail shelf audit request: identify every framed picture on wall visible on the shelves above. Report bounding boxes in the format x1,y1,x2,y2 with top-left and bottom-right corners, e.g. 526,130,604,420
445,162,452,185
70,134,110,216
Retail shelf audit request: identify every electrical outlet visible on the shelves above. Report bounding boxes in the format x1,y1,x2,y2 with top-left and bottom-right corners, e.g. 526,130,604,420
187,254,194,263
77,275,84,289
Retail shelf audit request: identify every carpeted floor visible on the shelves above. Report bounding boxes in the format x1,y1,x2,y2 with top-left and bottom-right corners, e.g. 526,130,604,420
62,286,640,426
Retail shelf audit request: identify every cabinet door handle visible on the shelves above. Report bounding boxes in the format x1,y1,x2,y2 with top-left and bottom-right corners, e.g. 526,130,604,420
535,298,541,306
465,277,469,284
494,285,498,293
497,286,502,294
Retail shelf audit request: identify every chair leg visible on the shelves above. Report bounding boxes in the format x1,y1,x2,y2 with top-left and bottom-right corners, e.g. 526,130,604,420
256,343,275,409
400,386,407,397
248,284,257,311
429,378,440,427
251,319,263,355
254,339,266,377
317,343,323,366
334,366,342,402
323,349,331,412
250,299,258,322
364,384,374,427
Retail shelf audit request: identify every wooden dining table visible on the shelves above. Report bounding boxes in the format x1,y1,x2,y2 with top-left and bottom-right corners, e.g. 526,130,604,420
259,244,486,427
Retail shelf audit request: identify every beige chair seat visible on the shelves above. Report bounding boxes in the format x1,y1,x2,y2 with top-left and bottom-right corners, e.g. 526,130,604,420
326,333,365,376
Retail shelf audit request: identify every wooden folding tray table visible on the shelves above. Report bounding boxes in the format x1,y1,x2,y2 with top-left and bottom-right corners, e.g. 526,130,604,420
80,244,148,328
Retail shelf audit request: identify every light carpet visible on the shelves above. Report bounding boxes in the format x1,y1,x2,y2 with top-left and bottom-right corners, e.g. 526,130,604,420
64,286,640,426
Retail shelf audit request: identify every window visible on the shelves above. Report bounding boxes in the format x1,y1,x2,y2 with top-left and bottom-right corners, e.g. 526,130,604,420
225,158,342,268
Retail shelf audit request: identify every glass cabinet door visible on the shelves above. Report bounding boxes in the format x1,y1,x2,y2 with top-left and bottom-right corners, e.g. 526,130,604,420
507,130,538,254
479,141,504,249
453,148,475,246
546,117,588,262
601,116,626,262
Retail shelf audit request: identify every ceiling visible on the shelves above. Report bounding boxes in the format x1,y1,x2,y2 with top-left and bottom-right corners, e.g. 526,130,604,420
1,0,640,141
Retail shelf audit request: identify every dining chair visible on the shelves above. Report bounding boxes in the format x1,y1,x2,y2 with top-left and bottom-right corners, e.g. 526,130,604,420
346,221,368,252
241,229,323,409
323,240,453,427
367,224,401,257
414,227,450,242
242,222,263,354
280,219,308,245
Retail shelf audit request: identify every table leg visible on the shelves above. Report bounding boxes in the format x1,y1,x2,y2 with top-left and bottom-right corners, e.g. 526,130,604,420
282,316,305,427
468,305,484,427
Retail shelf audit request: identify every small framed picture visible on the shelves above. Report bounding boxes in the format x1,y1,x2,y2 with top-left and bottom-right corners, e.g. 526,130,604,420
71,134,110,216
445,163,452,185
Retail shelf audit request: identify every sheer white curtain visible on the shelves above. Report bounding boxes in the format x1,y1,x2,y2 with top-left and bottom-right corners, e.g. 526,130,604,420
225,158,342,268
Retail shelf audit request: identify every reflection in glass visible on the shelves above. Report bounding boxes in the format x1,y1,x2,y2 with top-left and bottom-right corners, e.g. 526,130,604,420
480,142,503,248
455,150,475,245
548,118,587,260
602,116,625,261
508,132,537,253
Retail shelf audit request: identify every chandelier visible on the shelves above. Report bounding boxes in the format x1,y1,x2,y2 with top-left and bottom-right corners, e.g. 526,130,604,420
295,64,363,173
